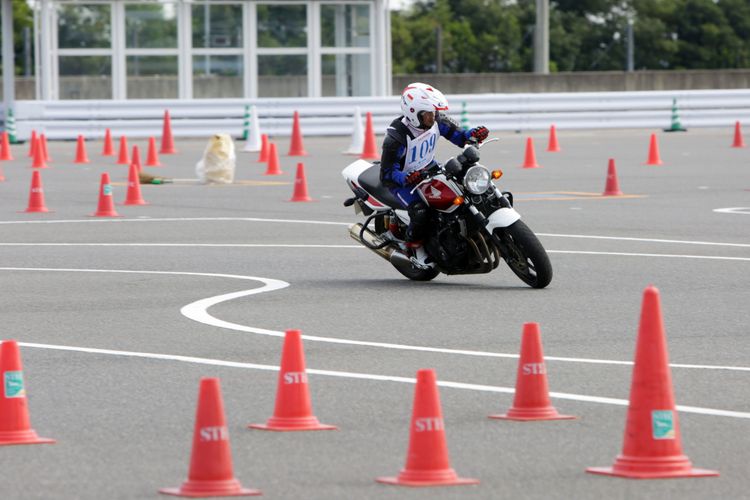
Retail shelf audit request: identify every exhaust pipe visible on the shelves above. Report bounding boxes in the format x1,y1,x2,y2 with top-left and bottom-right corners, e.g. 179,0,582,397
349,223,410,265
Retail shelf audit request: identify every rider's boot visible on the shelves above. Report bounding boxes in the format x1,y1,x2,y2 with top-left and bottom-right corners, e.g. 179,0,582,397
406,241,435,270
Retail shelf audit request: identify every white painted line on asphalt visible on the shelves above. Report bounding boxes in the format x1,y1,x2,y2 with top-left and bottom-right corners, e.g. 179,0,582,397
15,341,750,420
713,207,750,215
2,267,748,373
1,243,749,262
0,216,748,248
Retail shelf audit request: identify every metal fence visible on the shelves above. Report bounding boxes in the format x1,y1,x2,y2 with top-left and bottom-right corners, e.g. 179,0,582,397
10,89,750,140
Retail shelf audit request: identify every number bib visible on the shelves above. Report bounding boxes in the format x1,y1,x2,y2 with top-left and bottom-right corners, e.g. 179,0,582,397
404,123,439,174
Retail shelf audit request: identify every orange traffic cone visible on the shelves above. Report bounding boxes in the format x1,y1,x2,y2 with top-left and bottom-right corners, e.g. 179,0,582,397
0,131,13,160
40,134,50,162
521,137,540,168
160,110,177,154
731,121,745,148
489,323,576,421
249,330,336,431
287,111,308,156
645,133,663,165
0,341,55,446
257,134,269,163
146,137,161,166
22,171,50,213
91,172,121,217
131,145,143,173
117,136,130,165
264,143,283,175
289,163,313,202
123,163,148,206
75,135,90,164
602,158,623,196
160,378,261,497
377,369,478,487
31,137,48,169
27,130,37,157
547,125,561,152
360,112,379,160
102,128,115,156
587,286,719,479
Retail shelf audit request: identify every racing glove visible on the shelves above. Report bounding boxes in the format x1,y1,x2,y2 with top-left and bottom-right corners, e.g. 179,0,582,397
405,169,426,186
470,126,489,142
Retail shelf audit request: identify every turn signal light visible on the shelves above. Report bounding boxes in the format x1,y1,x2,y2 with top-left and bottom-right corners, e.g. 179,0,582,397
453,196,464,205
492,170,503,179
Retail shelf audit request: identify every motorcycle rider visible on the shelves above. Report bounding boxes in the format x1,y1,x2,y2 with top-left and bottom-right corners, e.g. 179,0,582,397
380,82,489,268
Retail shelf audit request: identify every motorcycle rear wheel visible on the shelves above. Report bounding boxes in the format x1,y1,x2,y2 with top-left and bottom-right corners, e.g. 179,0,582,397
392,262,440,281
495,220,553,289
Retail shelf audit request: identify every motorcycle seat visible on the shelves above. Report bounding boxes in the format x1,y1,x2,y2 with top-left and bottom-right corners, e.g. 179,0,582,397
358,165,402,208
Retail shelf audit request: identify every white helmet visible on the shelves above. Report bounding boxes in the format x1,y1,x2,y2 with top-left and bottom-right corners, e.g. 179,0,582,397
400,82,449,128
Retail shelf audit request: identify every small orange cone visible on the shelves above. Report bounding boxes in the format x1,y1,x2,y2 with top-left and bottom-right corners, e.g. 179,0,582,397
489,323,576,421
289,163,313,202
102,128,115,156
91,172,121,217
131,145,143,173
257,134,269,163
160,378,261,497
264,143,283,175
377,369,478,487
74,135,90,164
547,125,560,152
250,330,336,431
40,134,50,162
521,137,541,168
287,111,308,156
123,163,148,206
27,130,37,157
31,138,48,169
160,110,177,154
22,171,51,213
117,136,130,165
0,131,13,160
645,133,663,165
146,137,161,166
602,158,623,196
0,340,55,446
731,121,745,148
360,112,379,160
587,286,719,479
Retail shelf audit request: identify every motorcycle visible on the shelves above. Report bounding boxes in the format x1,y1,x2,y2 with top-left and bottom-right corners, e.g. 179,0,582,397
341,138,552,288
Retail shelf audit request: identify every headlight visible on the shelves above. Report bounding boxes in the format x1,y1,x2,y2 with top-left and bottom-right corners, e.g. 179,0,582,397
463,165,491,194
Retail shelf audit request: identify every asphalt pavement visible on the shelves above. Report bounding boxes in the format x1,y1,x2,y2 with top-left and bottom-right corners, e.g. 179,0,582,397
0,126,748,500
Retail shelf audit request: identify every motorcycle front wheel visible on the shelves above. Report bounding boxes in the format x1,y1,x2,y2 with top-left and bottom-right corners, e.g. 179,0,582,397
494,220,553,289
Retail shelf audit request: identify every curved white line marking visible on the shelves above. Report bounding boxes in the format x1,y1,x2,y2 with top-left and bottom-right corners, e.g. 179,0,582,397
17,342,750,420
539,232,750,248
713,207,750,215
2,267,747,373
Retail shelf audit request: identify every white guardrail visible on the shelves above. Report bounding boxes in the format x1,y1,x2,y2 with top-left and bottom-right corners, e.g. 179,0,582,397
11,89,750,140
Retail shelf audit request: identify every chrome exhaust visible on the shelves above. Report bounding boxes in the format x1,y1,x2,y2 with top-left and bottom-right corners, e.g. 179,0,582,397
349,223,409,264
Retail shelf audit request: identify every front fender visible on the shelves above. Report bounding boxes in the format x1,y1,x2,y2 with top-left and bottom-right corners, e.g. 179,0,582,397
484,207,521,233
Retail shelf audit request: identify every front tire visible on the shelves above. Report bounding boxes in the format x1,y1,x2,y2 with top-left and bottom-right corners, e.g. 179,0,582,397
495,220,552,288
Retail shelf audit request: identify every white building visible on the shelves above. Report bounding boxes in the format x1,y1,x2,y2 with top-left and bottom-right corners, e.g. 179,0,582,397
1,0,392,104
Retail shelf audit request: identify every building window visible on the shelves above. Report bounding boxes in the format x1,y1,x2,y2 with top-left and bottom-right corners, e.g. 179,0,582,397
320,4,371,96
257,5,307,48
192,3,243,98
126,55,178,99
59,55,112,99
258,54,307,97
321,4,369,48
125,4,178,49
57,4,111,49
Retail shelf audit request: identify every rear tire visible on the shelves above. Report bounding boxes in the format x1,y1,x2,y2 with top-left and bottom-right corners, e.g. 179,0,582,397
392,262,440,281
495,220,552,288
